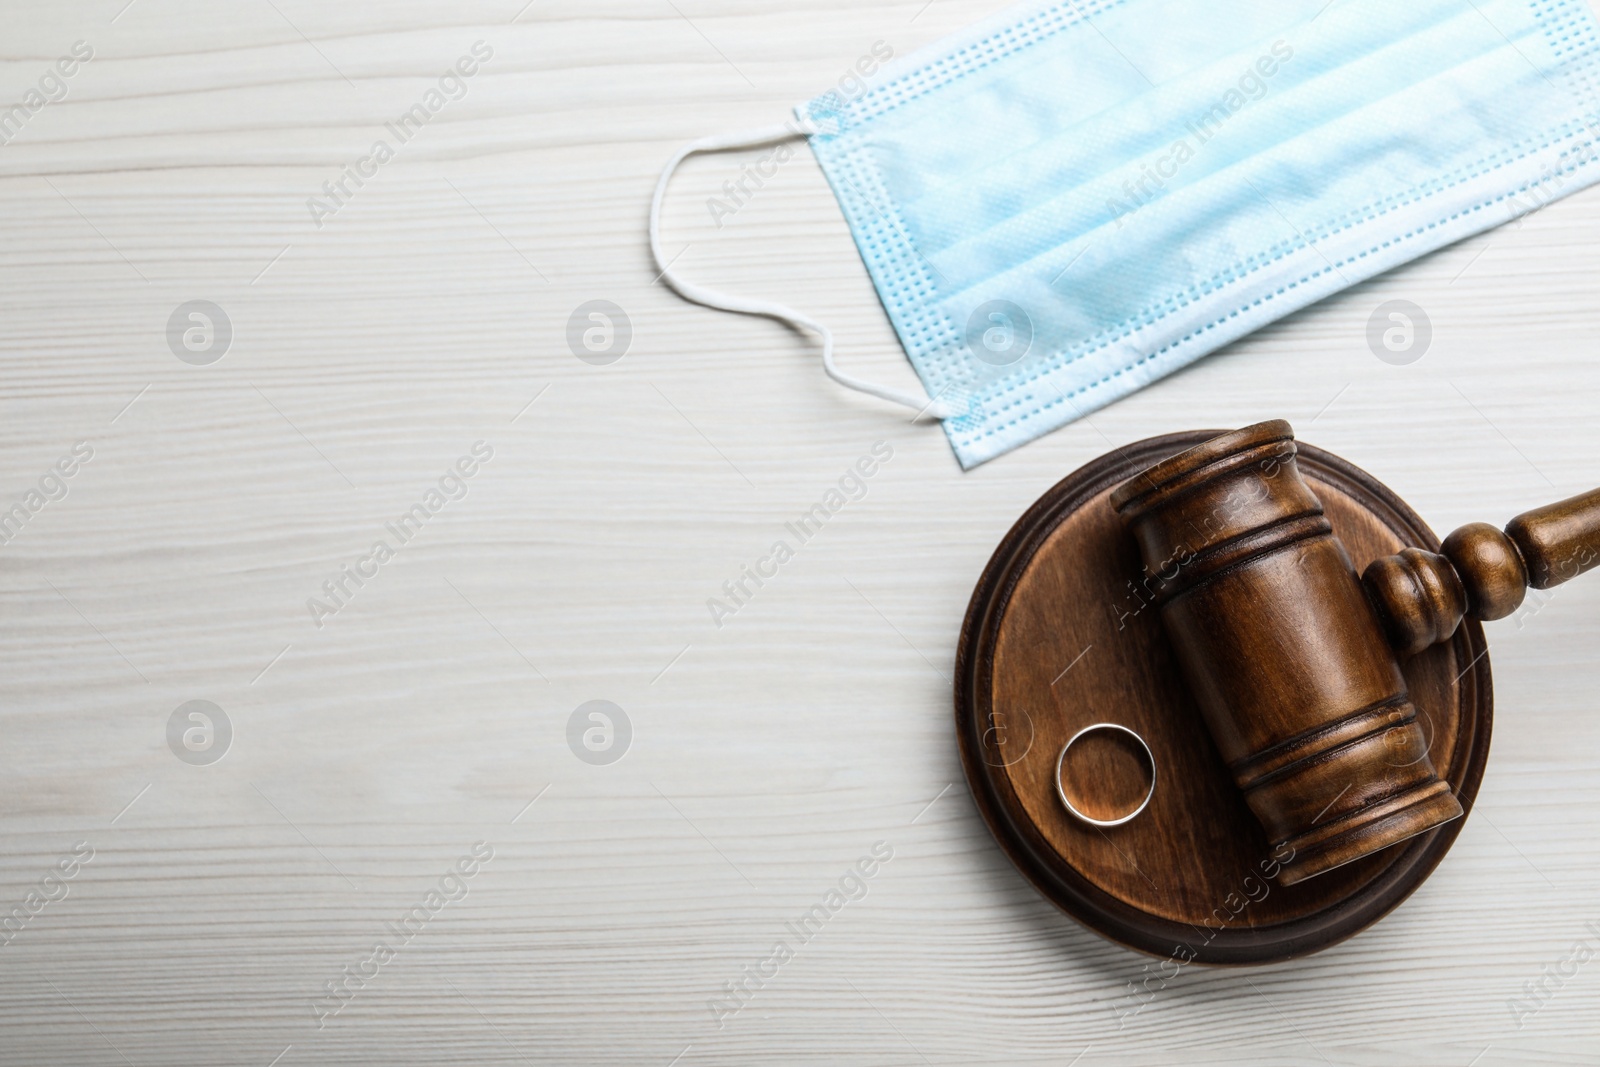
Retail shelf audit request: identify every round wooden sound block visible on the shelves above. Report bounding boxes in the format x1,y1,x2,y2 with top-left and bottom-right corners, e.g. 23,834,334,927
955,431,1492,965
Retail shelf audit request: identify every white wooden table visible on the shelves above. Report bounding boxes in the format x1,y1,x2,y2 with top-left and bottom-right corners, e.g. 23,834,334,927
2,2,1598,1063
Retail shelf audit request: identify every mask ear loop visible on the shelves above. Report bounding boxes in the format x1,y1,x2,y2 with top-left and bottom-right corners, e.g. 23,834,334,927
649,121,957,421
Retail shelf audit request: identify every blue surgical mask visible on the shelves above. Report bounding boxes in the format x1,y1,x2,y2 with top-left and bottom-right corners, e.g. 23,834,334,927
652,0,1600,467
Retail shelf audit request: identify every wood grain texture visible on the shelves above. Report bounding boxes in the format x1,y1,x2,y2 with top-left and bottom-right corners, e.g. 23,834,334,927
1,1,1599,1064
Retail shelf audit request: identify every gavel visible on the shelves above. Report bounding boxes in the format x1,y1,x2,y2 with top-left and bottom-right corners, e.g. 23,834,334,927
1110,420,1600,884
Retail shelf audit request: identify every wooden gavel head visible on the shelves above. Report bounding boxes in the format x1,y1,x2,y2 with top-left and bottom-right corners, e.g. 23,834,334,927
1110,420,1600,884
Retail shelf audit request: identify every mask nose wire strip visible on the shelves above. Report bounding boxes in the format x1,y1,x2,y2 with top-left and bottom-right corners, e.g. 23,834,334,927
649,121,956,421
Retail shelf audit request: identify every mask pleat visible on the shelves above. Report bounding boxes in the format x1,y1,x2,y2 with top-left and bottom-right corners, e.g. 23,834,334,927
929,15,1559,326
898,3,1503,269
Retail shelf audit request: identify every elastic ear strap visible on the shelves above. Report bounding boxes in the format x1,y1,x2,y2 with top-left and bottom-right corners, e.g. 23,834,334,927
649,121,955,421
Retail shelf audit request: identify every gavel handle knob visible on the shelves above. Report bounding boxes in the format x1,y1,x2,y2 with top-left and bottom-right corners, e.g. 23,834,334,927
1364,487,1600,656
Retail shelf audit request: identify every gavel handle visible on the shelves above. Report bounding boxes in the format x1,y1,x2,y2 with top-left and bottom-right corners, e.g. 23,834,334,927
1507,488,1600,589
1364,487,1600,656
